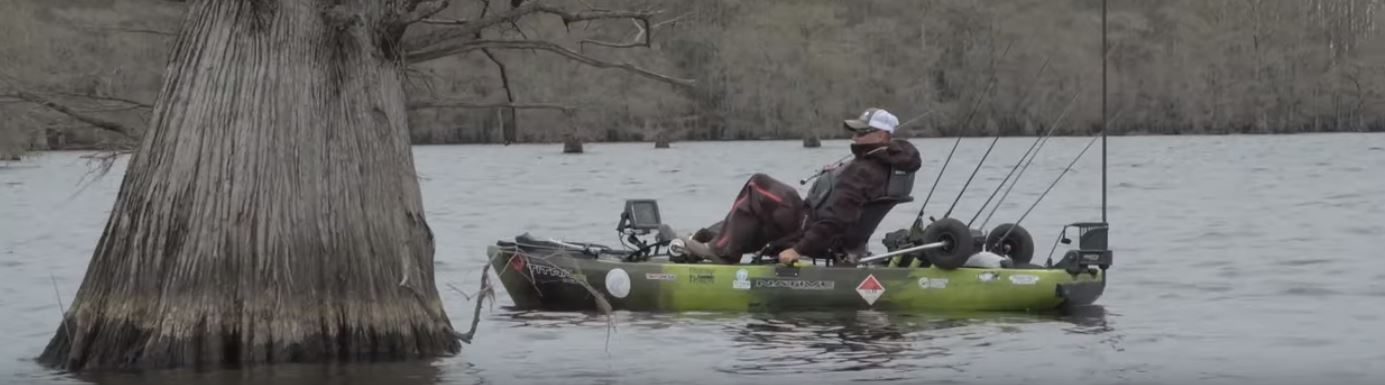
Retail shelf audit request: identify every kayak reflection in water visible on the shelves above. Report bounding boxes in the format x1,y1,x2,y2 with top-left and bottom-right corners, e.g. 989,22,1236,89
678,108,923,266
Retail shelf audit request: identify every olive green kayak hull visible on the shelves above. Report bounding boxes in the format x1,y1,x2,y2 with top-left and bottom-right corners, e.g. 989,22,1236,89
487,245,1105,312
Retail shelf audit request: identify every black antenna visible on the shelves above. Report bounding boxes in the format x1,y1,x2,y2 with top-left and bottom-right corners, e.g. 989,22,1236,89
1101,0,1109,223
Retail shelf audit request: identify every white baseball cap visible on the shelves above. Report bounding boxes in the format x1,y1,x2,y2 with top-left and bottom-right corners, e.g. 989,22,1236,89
843,108,899,134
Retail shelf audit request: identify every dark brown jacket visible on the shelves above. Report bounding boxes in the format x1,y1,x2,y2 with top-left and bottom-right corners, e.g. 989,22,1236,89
792,139,922,257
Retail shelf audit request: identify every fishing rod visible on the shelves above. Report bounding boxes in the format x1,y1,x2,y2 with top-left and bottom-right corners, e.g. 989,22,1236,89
799,153,853,185
1101,0,1109,224
940,55,1053,220
994,0,1111,260
967,90,1081,227
980,107,1123,230
993,135,1100,243
940,136,997,219
913,41,1016,223
858,240,949,264
895,109,940,131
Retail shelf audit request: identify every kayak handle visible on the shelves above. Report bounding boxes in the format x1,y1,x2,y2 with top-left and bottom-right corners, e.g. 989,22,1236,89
857,241,948,264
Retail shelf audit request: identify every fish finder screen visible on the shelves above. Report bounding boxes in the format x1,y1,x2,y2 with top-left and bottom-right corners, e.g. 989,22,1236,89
630,202,658,226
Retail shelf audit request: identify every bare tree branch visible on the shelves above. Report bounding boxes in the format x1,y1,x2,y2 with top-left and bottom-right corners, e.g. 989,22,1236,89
420,18,467,25
408,100,574,112
404,2,658,55
106,28,175,37
651,12,690,29
401,0,452,25
408,40,693,88
580,18,648,50
75,106,148,113
42,91,153,108
457,263,495,344
9,91,138,138
508,20,531,40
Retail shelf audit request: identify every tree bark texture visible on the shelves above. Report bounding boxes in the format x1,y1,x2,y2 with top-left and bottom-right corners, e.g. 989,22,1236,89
40,0,459,370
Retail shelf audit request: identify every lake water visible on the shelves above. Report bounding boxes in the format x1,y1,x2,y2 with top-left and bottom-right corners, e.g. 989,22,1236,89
2,134,1384,385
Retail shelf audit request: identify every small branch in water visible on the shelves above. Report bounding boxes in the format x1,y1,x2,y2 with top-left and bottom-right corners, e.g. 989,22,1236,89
69,150,134,197
80,150,132,178
457,263,494,344
49,273,72,345
446,283,476,301
555,256,616,352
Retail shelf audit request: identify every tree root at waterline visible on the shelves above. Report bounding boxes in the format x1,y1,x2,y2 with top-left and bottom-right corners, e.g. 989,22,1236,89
41,296,460,369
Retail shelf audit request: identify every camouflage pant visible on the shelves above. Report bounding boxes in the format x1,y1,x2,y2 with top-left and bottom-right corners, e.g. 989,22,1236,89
688,173,807,263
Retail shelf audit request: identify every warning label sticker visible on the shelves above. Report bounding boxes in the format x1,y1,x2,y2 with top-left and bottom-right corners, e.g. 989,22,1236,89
856,274,885,305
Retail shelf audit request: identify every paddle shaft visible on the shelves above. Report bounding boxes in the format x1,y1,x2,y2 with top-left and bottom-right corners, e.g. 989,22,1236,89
858,241,948,264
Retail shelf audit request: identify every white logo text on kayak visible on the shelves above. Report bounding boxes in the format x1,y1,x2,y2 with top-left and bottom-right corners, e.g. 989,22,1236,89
732,268,750,290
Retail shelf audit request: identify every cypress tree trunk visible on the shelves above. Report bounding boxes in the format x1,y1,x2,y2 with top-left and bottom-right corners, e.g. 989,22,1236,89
40,0,459,370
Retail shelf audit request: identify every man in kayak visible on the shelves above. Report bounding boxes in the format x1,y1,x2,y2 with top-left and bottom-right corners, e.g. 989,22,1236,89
676,108,923,265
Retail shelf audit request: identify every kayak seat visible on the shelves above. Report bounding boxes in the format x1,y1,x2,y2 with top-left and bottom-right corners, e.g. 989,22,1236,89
819,168,916,265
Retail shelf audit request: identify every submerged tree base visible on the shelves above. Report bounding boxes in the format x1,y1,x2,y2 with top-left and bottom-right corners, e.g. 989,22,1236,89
41,305,460,369
563,138,584,153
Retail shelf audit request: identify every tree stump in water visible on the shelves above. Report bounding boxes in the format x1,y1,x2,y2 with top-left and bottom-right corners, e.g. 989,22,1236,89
563,138,584,153
38,0,459,371
802,135,822,148
654,136,670,149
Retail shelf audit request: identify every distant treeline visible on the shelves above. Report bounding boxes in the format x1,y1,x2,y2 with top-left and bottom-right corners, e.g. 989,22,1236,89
2,0,1383,152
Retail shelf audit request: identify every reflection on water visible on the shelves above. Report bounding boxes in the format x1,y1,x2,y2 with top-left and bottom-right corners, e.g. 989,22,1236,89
66,360,451,385
722,307,1111,375
489,306,1112,378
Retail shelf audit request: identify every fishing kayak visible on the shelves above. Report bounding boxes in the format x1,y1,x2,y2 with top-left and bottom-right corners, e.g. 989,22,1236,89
487,243,1106,312
486,167,1114,313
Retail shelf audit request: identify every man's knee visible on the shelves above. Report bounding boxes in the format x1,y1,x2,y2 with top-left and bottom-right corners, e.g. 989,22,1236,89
749,173,787,186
